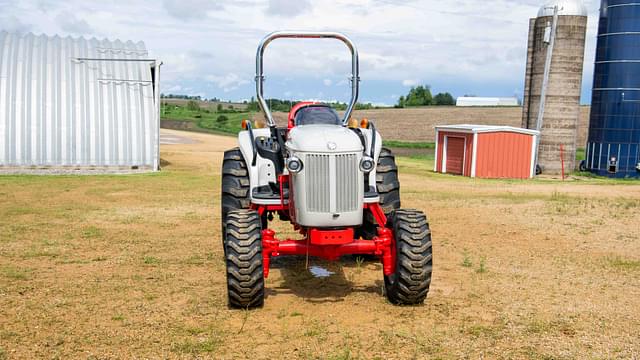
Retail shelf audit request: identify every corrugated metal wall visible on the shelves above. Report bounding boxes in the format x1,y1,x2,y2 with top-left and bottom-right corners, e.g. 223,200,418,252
586,0,640,178
0,31,158,171
475,132,533,179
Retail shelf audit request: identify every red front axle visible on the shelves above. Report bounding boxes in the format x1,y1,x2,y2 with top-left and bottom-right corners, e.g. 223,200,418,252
261,226,394,278
254,200,395,278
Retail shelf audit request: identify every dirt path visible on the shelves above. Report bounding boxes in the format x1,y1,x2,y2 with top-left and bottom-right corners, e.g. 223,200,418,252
1,130,639,359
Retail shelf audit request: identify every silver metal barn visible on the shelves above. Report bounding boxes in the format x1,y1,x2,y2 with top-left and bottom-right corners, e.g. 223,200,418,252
0,32,161,173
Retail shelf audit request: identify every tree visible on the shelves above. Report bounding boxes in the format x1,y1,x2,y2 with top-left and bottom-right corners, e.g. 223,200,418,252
216,115,228,124
247,97,260,112
187,100,200,111
433,92,455,106
217,103,223,112
397,85,432,107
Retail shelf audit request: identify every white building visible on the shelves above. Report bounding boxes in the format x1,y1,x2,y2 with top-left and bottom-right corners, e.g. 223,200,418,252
0,32,161,173
456,97,520,107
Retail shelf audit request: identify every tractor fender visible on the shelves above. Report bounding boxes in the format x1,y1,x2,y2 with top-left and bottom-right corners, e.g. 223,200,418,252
358,128,383,191
237,129,278,195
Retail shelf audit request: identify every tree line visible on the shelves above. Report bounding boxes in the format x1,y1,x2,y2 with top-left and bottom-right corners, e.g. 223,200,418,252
245,98,379,112
162,85,457,111
160,94,230,102
396,85,455,107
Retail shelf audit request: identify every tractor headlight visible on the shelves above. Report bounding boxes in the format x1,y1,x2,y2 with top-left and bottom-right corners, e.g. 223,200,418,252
287,157,303,173
359,156,375,173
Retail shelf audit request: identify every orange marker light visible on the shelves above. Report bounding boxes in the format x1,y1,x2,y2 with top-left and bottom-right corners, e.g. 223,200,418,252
241,119,248,130
347,117,359,128
360,118,369,129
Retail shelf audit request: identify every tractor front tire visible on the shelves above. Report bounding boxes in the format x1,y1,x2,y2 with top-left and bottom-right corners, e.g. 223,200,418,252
225,209,265,309
221,148,250,249
384,209,432,305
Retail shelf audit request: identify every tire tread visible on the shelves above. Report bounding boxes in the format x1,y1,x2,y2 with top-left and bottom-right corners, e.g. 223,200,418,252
225,209,264,308
385,209,433,305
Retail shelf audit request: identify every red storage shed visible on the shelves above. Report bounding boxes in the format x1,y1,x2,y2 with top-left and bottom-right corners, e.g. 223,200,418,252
434,125,540,179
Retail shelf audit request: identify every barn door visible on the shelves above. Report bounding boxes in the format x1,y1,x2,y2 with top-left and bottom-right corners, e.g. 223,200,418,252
446,137,465,175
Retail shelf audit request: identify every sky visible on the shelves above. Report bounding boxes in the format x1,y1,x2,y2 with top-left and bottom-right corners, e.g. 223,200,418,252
1,0,601,106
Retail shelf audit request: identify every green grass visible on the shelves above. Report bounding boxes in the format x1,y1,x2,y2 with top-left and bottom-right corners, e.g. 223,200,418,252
606,257,640,271
1,266,31,280
382,140,435,149
162,104,251,135
81,226,103,239
406,154,435,162
172,338,219,354
143,256,161,265
476,257,487,274
461,251,473,268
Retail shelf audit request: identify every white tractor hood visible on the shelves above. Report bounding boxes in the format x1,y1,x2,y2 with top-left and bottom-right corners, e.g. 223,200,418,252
286,125,364,153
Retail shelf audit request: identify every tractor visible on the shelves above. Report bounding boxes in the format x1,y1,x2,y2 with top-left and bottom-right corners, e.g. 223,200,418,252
221,31,432,308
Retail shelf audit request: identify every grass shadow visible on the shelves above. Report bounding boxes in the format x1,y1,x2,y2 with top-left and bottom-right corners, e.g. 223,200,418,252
266,256,381,303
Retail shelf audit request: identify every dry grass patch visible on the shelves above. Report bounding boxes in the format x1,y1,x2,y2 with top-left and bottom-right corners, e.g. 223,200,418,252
1,130,639,358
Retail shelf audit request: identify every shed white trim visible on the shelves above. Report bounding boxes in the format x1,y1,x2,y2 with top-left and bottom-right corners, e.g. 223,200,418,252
433,129,439,172
441,135,448,173
471,132,478,178
530,134,538,177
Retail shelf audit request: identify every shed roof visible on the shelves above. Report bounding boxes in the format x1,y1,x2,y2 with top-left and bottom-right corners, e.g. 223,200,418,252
435,124,540,136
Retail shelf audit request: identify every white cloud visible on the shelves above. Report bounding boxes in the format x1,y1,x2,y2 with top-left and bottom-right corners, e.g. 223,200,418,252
162,0,223,20
266,0,312,16
54,11,93,35
206,73,250,92
402,79,419,87
164,84,183,93
1,0,602,103
323,79,332,86
0,15,32,33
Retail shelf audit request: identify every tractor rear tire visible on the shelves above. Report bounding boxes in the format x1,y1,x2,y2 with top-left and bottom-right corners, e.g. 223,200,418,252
221,148,250,250
384,209,432,305
359,147,401,238
376,147,401,214
224,209,264,309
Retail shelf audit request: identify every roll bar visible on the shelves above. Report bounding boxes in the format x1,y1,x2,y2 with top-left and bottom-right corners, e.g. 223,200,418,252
255,31,360,127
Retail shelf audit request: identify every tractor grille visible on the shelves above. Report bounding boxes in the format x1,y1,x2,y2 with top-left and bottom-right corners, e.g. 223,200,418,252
335,154,359,212
305,153,359,213
306,154,331,212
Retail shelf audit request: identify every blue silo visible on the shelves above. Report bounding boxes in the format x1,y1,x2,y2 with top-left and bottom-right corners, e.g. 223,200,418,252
586,0,640,177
